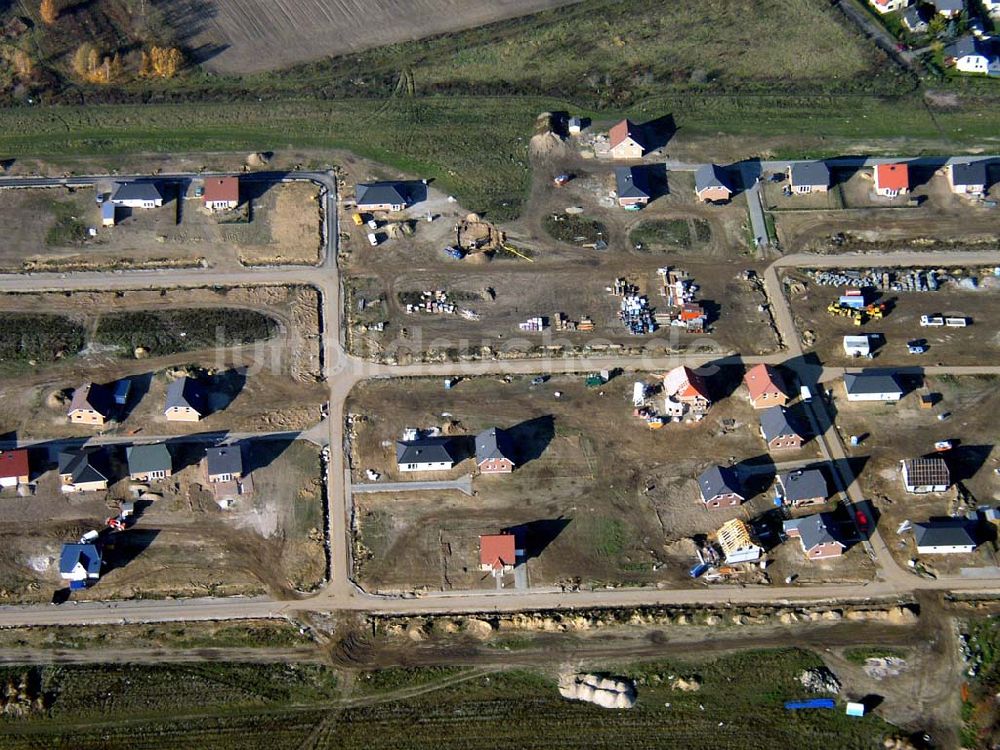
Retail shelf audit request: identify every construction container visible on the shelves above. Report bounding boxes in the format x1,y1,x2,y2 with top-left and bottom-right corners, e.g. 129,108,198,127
113,379,131,406
351,212,363,226
785,699,835,711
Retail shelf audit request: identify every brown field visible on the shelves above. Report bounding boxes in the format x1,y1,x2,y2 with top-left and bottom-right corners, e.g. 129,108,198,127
344,372,874,594
832,375,1000,576
172,0,582,74
0,181,320,273
0,286,326,440
0,438,325,603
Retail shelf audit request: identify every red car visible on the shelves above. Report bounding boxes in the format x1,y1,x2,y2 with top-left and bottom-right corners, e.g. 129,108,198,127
855,510,869,530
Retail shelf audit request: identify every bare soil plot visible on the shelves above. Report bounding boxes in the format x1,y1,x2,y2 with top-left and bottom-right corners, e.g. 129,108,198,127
783,269,1000,366
340,158,779,363
832,375,1000,575
0,286,326,439
0,181,320,273
0,438,325,603
347,372,847,593
171,0,584,74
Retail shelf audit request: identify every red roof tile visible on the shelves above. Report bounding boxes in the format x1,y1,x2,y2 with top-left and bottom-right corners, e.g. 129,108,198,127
203,176,239,204
479,534,516,570
0,449,29,480
744,363,786,402
875,163,909,192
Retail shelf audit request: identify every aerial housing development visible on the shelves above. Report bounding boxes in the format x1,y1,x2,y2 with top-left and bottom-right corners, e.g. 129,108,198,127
0,0,997,744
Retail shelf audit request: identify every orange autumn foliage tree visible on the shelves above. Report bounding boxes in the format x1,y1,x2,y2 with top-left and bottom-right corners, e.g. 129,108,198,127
39,0,58,25
140,46,183,79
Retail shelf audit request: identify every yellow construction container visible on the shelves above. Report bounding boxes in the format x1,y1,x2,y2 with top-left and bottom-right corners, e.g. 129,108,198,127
351,212,364,226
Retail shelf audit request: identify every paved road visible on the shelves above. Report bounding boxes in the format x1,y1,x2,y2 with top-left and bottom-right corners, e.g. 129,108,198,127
351,475,474,497
0,172,998,626
0,430,303,451
746,180,769,250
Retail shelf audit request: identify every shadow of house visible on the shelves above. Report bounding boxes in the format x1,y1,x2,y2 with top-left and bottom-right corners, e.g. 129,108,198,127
506,415,555,466
946,444,992,483
206,367,248,415
643,163,669,200
735,454,777,499
163,437,211,474
117,372,153,423
101,529,160,575
503,517,572,560
241,435,302,474
640,114,676,152
731,157,764,193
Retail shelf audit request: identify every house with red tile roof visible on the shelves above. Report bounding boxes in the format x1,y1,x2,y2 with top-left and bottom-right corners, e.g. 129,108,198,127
873,163,909,197
203,176,239,211
743,363,788,409
0,449,29,489
608,119,645,159
479,533,517,574
663,366,712,411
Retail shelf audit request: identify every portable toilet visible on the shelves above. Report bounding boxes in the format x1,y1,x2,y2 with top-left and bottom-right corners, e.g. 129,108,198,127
845,702,865,717
632,382,647,407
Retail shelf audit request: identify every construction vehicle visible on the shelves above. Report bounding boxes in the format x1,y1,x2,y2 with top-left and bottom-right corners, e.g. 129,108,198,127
864,303,886,320
553,174,572,187
351,212,364,226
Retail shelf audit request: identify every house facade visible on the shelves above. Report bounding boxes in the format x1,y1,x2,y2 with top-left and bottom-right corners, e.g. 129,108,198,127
663,366,712,411
914,521,976,554
783,514,845,560
203,176,239,210
68,383,114,425
608,119,645,159
843,372,903,402
947,160,988,194
869,0,909,12
355,182,409,212
694,164,733,203
164,377,207,422
479,533,518,574
743,363,788,409
874,163,909,197
206,445,243,483
778,469,828,507
0,449,29,489
110,182,163,208
475,427,516,474
945,37,997,74
698,465,744,509
615,166,650,207
396,437,458,472
126,443,173,482
786,162,830,193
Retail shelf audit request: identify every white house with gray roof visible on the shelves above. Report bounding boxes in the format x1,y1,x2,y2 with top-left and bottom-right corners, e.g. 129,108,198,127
914,520,976,554
947,159,990,194
843,371,903,402
786,162,830,194
396,437,459,472
355,182,410,212
110,182,163,208
944,37,999,75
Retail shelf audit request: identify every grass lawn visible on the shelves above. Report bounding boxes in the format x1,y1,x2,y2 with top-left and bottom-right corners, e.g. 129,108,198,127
630,218,712,251
0,650,899,748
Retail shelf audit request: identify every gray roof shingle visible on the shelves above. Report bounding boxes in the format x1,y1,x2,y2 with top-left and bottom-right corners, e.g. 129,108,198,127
760,406,801,444
783,513,844,552
111,182,163,203
615,166,650,200
778,469,828,504
58,448,109,485
165,377,207,415
698,465,742,501
206,445,243,477
788,162,830,187
126,443,172,475
396,437,458,465
844,371,903,397
914,520,975,548
475,427,515,465
695,164,731,194
356,182,408,208
949,159,988,186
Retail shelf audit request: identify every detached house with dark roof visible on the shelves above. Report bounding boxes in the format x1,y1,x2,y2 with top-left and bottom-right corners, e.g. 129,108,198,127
843,371,903,402
932,0,964,17
110,182,163,208
698,465,744,509
760,406,804,452
206,445,243,484
608,119,645,159
475,427,516,474
164,377,208,422
694,164,733,203
783,513,846,560
68,383,115,426
127,443,173,482
946,160,989,195
914,520,976,554
60,543,102,585
355,182,410,212
396,437,459,473
902,5,929,31
58,448,110,493
778,469,829,508
944,36,999,75
786,162,830,194
614,166,650,207
869,0,909,13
